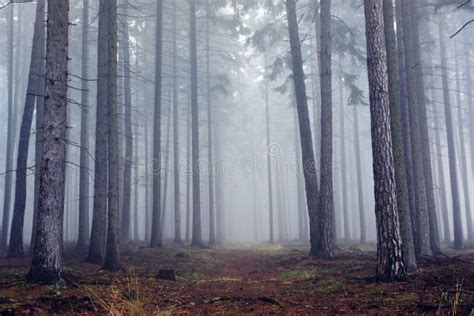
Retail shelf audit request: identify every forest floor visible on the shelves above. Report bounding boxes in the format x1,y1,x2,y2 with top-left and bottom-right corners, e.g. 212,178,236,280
0,242,473,315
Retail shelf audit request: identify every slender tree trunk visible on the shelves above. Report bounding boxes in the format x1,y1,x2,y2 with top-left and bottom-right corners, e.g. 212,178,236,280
172,0,181,244
352,105,366,244
150,0,163,248
264,53,274,244
364,0,406,282
437,9,463,249
312,1,321,166
454,43,473,243
103,0,121,272
27,0,70,284
431,75,451,243
339,70,349,242
160,105,172,236
206,0,216,246
215,120,224,243
294,106,306,241
185,98,192,243
133,148,139,241
76,0,91,252
410,1,441,254
285,0,320,257
395,0,417,251
402,0,431,255
318,0,334,256
190,0,203,247
119,0,133,247
87,0,109,264
1,6,15,251
8,0,46,258
383,0,416,271
144,99,151,243
466,42,474,179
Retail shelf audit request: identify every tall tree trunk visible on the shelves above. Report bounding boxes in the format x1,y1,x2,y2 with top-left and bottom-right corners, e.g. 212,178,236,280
27,0,70,284
285,0,320,257
87,0,109,264
76,0,91,252
363,0,406,282
159,104,172,236
1,6,15,251
206,0,216,246
172,0,181,244
312,0,321,166
215,120,224,243
454,42,473,243
430,75,451,243
437,9,463,249
383,0,416,271
119,0,133,247
317,0,334,257
103,0,121,272
264,53,274,244
466,42,474,179
294,105,307,241
150,0,163,248
8,0,46,258
402,0,431,255
410,1,441,254
185,98,192,243
395,0,417,251
353,105,366,244
190,0,203,247
339,70,349,242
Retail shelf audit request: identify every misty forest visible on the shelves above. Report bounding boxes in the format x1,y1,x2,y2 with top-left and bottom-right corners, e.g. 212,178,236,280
0,0,473,314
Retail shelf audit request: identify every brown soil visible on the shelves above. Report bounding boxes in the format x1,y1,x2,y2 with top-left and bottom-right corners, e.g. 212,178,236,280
0,243,473,314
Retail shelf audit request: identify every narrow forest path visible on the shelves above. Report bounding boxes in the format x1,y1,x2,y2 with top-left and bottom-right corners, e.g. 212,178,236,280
0,244,473,314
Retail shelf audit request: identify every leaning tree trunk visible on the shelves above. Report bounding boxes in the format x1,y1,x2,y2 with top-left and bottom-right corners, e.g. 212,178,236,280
383,0,416,272
103,0,121,272
363,0,406,282
190,0,203,247
87,0,109,264
437,9,463,250
119,0,133,247
76,0,91,252
316,0,334,257
285,0,320,257
1,6,15,251
150,0,163,248
8,0,46,258
401,0,431,256
172,0,181,244
27,0,70,284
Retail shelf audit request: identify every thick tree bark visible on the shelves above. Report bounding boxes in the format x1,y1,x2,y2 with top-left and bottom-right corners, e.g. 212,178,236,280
401,0,431,255
317,0,334,257
190,0,203,247
27,0,70,284
77,0,91,252
285,0,320,257
87,0,109,264
1,6,15,251
8,0,46,258
150,0,163,248
206,0,216,246
437,10,463,249
172,0,181,244
383,0,416,272
103,0,121,272
119,0,133,247
410,1,441,254
363,0,406,282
